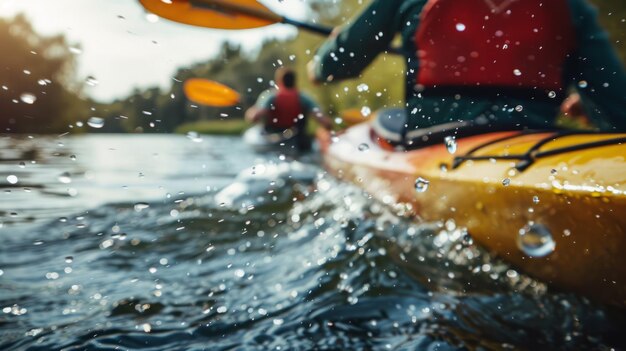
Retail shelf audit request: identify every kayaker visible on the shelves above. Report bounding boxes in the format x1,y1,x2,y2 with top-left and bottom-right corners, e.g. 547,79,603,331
246,67,332,151
308,0,626,142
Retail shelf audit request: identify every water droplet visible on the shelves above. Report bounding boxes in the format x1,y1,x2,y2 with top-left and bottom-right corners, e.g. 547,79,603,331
548,91,556,98
532,196,539,204
216,306,228,314
550,169,557,175
70,155,77,161
234,269,245,278
461,231,473,246
506,269,518,278
517,223,556,257
415,177,429,193
358,143,370,152
273,318,284,326
45,272,60,280
85,76,99,87
145,13,159,23
69,47,82,55
134,202,150,212
65,256,73,263
18,162,26,168
515,105,523,112
578,80,588,89
100,239,114,249
58,172,71,184
87,117,105,129
20,93,36,104
455,23,466,32
360,106,371,116
6,175,18,184
444,136,457,154
513,69,522,76
356,83,369,92
502,178,511,186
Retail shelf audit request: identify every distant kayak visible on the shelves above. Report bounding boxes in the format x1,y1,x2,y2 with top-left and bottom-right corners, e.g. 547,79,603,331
243,125,303,153
318,111,626,307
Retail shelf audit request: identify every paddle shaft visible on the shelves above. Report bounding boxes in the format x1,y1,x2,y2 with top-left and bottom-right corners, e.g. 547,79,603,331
191,0,331,35
190,0,401,54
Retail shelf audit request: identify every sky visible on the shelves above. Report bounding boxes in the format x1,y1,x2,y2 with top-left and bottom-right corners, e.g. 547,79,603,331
0,0,307,102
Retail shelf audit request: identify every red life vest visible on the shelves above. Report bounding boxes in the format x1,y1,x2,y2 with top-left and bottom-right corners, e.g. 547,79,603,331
267,88,303,129
415,0,577,91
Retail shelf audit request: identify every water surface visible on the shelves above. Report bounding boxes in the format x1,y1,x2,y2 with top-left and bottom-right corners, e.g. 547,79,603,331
0,134,624,350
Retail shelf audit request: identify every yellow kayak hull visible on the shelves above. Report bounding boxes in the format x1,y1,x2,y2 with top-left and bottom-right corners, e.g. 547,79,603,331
318,123,626,307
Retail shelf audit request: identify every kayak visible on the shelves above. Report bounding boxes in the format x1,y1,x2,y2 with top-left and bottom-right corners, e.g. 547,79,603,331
318,110,626,307
243,125,301,153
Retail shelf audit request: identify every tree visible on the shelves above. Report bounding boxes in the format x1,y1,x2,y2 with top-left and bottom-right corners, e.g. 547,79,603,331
0,14,87,133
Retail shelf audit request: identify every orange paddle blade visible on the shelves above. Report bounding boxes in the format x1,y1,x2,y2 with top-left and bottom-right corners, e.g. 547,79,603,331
341,108,372,127
183,79,240,107
138,0,278,30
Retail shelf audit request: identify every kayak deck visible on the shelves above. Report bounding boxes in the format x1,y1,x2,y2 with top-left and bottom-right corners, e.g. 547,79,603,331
318,123,626,307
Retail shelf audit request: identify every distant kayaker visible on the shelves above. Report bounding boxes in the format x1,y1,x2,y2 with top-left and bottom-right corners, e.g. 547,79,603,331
308,0,626,141
246,67,332,151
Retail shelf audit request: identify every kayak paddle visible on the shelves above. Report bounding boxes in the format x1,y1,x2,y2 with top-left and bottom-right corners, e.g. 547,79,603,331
340,108,373,127
183,78,240,107
138,0,331,34
138,0,401,54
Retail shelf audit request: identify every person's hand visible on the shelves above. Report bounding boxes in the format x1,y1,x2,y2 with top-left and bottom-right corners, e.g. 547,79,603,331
561,93,586,118
561,93,592,128
320,118,333,131
244,106,257,123
313,111,333,131
330,26,343,39
307,60,321,85
307,26,341,85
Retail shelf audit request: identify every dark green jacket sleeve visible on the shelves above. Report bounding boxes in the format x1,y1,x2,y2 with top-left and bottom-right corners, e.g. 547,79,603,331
567,0,626,131
298,93,319,114
313,0,405,82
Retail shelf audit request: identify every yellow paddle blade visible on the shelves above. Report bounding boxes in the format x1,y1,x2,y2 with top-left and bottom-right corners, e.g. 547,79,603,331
183,79,240,107
138,0,278,30
340,108,372,127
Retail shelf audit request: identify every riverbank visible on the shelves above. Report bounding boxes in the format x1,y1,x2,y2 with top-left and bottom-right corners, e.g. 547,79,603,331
174,119,249,135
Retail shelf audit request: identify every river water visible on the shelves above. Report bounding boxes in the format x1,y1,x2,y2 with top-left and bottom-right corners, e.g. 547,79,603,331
0,134,623,350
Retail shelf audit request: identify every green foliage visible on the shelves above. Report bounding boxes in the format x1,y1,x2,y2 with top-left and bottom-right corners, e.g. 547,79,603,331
0,15,88,133
175,119,249,135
